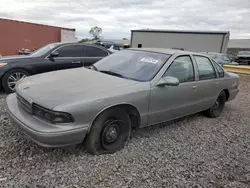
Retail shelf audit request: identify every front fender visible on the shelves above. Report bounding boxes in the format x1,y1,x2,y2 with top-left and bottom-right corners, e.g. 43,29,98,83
54,83,151,130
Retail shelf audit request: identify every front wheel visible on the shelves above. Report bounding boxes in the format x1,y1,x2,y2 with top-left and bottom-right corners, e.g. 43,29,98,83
204,91,226,118
2,69,30,94
84,107,131,155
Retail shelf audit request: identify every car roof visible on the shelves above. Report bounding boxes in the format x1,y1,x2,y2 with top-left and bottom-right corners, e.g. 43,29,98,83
128,48,207,56
52,42,111,52
201,52,226,56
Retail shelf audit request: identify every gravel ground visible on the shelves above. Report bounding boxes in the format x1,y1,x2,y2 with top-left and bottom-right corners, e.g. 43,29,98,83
0,75,250,188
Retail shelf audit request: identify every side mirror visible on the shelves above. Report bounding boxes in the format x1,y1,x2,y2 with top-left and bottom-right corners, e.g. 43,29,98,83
49,51,59,58
156,76,180,87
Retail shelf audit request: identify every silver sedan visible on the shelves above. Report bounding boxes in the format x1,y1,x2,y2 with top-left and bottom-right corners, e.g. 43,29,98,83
6,48,239,155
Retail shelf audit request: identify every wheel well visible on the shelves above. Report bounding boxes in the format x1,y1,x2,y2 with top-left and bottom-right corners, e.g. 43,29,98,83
94,104,141,129
1,68,31,89
223,89,230,101
119,104,141,129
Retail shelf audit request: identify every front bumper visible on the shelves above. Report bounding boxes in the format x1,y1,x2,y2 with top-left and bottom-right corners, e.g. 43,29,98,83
228,87,239,102
6,93,88,147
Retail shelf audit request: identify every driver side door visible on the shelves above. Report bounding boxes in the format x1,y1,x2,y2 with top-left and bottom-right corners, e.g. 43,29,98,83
148,55,198,125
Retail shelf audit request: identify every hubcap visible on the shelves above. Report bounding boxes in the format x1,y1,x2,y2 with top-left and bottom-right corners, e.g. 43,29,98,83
102,120,122,145
7,72,27,91
105,126,118,143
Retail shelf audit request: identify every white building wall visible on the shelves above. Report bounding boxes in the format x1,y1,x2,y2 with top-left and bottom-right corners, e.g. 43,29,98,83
131,31,228,53
61,29,77,42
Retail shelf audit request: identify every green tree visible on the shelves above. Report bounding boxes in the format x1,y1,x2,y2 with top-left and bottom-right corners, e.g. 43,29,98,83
79,38,89,43
89,26,102,40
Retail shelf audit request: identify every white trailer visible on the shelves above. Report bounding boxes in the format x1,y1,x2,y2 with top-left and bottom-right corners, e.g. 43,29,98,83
61,29,77,42
130,30,230,53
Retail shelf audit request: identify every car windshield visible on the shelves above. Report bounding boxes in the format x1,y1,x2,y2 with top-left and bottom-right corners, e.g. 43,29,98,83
30,43,60,57
238,51,250,55
94,50,171,81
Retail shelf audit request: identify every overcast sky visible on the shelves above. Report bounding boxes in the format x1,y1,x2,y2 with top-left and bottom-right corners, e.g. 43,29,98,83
1,0,250,39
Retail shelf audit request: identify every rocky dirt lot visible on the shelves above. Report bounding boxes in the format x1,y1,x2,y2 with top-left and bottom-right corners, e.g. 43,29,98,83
0,75,250,188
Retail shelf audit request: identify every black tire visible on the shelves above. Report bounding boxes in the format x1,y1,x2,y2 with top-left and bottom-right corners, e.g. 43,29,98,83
204,91,226,118
84,107,131,155
2,69,30,94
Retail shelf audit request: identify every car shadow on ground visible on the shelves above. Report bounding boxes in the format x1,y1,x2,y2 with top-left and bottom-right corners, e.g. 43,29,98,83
0,91,6,98
7,113,203,157
3,99,234,159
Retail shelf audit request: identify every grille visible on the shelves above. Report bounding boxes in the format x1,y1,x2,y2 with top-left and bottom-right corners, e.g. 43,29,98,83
17,94,32,114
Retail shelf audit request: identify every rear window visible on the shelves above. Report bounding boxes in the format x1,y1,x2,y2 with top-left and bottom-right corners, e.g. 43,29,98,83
103,43,112,49
212,59,225,78
95,42,112,49
84,46,108,57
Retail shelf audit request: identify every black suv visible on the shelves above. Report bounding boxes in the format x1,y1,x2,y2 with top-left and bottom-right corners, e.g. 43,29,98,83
235,51,250,65
0,43,111,93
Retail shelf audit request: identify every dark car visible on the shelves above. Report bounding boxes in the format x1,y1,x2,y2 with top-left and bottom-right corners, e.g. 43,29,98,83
94,41,121,53
0,43,111,93
201,52,238,66
235,51,250,65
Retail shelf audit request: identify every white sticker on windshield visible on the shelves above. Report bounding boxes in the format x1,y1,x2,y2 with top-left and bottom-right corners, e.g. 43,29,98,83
140,57,159,64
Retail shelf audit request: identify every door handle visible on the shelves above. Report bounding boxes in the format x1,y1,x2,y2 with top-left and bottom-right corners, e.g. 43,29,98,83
192,86,197,89
72,60,81,64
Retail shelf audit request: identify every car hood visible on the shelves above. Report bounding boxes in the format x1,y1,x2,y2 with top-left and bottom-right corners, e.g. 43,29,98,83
16,68,139,109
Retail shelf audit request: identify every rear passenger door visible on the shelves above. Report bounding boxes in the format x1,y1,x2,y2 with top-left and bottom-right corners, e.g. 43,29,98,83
191,55,221,111
83,46,110,66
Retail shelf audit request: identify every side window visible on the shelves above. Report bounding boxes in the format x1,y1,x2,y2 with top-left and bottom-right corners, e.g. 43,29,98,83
84,46,109,57
194,56,217,80
56,45,84,57
212,59,225,78
164,56,194,83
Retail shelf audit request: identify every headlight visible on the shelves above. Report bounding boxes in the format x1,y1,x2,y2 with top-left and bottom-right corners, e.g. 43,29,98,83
0,63,7,68
33,104,74,124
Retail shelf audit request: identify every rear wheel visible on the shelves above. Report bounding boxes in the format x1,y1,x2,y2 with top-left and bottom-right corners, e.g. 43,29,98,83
84,107,131,155
204,91,226,118
2,69,30,94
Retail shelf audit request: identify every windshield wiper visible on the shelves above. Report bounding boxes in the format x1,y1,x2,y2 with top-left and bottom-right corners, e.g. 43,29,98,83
99,70,124,78
99,70,138,81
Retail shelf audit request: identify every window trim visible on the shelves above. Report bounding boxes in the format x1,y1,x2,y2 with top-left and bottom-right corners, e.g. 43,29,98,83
162,55,196,84
193,55,218,81
45,44,110,59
